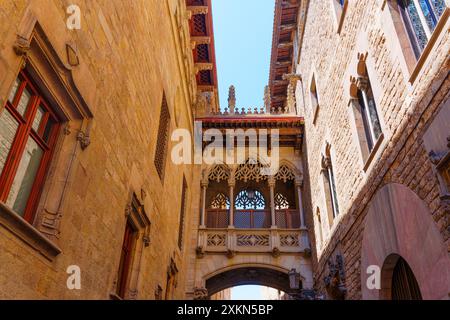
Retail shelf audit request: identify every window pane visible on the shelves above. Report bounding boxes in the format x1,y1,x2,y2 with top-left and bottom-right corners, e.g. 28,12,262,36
403,0,429,51
417,0,437,31
32,106,45,132
6,137,44,217
0,109,19,175
16,87,31,117
8,78,21,104
430,0,446,18
42,117,56,143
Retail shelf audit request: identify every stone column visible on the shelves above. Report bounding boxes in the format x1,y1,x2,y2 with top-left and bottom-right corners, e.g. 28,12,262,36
295,178,306,229
228,178,235,228
200,180,208,228
268,177,276,228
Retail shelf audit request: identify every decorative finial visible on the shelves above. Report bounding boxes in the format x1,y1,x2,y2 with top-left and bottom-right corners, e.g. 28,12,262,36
264,85,271,113
228,85,236,114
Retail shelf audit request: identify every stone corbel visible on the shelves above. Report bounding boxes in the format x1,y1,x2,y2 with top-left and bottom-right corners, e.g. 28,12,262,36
77,130,91,150
13,34,31,56
193,287,209,300
196,246,205,259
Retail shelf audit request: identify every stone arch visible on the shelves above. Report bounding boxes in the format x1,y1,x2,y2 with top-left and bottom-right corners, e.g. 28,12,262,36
203,263,299,297
204,163,232,183
361,183,450,300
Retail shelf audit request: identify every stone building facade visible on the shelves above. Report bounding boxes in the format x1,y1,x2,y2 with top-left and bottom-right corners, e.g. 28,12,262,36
0,0,448,301
293,0,450,299
0,0,201,299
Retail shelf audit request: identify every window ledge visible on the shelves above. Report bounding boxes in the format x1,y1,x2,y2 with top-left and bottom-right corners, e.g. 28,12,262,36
363,133,385,172
409,8,450,84
0,202,61,260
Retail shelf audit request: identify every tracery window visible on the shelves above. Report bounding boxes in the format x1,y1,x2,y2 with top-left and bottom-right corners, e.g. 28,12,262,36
235,190,266,210
210,193,230,209
398,0,446,59
274,193,290,210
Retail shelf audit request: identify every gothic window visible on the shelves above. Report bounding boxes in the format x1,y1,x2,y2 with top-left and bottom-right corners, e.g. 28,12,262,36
398,0,446,59
235,189,266,210
274,193,290,210
154,93,171,181
0,71,60,222
357,72,382,152
210,193,230,209
117,219,137,299
322,144,340,225
177,177,188,250
350,56,383,162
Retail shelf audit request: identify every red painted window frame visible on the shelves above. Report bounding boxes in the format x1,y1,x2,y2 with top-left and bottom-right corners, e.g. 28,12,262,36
0,70,60,223
117,220,137,299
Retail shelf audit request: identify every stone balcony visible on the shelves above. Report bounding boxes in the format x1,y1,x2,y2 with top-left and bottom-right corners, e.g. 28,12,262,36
197,227,310,256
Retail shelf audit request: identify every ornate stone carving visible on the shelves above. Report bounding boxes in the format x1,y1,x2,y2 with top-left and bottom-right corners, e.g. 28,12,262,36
66,43,80,67
236,234,270,247
207,233,226,247
324,254,347,300
193,287,209,300
13,35,31,56
228,85,236,114
77,131,91,150
235,159,268,183
264,85,271,113
196,246,205,259
275,165,296,182
272,247,281,258
226,249,236,259
208,164,230,182
280,234,300,247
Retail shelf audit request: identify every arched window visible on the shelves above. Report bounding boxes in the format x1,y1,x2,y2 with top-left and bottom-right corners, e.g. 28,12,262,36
357,65,383,152
398,0,446,59
210,193,230,209
235,190,266,210
274,193,290,210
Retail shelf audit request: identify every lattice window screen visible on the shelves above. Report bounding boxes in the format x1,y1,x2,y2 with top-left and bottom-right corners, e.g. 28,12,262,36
154,93,170,181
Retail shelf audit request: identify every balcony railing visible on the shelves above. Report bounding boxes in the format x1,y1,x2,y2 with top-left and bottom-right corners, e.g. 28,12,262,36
234,210,271,229
206,209,300,229
275,209,300,229
206,209,229,229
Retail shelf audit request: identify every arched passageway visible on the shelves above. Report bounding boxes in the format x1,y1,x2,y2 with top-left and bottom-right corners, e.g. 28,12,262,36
206,267,297,297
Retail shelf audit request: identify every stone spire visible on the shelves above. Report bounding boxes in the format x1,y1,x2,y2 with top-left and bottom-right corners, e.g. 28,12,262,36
264,85,271,114
228,85,236,114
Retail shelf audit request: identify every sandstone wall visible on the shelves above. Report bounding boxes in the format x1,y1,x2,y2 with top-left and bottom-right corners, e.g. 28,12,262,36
0,0,196,299
296,0,449,299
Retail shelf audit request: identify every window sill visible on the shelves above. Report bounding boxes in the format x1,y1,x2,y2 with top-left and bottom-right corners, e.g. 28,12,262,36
409,8,449,84
363,133,385,172
0,202,61,260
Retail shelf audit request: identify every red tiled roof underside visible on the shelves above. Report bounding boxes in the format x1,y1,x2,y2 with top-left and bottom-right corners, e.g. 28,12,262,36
269,0,301,110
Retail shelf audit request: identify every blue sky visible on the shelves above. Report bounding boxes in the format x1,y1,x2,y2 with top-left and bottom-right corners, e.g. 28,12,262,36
211,0,275,299
212,0,275,111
